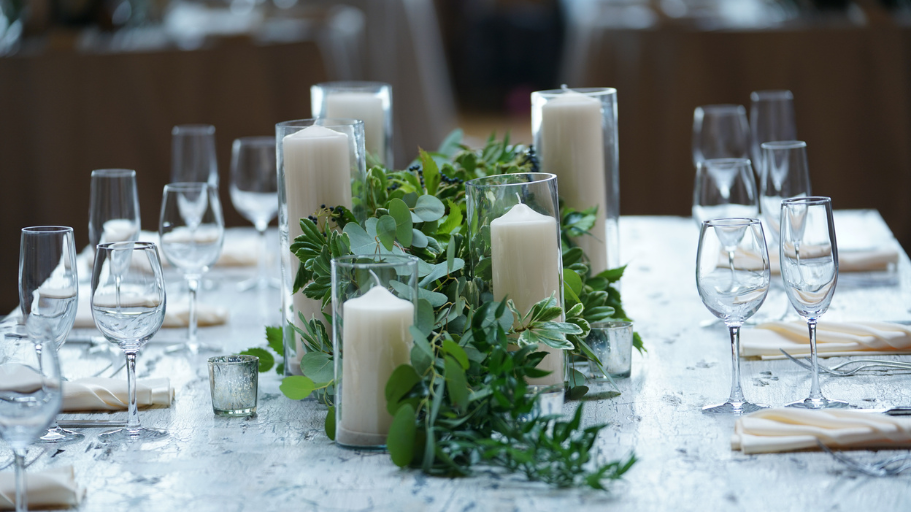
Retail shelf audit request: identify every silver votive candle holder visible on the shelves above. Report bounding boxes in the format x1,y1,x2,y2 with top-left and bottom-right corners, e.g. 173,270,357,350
208,355,259,416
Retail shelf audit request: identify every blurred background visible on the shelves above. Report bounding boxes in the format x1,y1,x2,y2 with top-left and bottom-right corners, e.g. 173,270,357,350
2,0,910,312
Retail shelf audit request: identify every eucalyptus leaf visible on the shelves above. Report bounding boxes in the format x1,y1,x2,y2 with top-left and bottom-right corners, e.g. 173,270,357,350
416,299,435,335
418,259,465,288
325,406,336,440
344,223,378,255
301,351,333,384
414,195,445,222
279,375,315,400
388,198,413,246
444,356,469,410
442,338,469,370
388,404,416,467
385,365,422,415
411,229,428,248
376,215,397,251
239,347,274,373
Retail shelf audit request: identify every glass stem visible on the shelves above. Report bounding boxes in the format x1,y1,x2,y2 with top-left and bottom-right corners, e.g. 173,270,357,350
256,222,268,288
126,351,140,432
728,324,745,404
187,276,199,345
14,448,26,512
807,318,823,400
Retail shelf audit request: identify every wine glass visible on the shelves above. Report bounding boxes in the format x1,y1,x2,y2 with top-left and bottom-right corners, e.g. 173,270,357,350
159,182,225,352
230,137,278,291
750,90,796,173
692,158,759,227
692,105,751,166
18,226,82,444
90,241,168,442
172,124,219,187
779,196,847,409
89,169,141,250
0,332,63,512
759,141,811,245
696,218,770,414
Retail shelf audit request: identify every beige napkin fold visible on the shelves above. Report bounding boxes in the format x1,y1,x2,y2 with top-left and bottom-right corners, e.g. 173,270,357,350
722,247,898,274
73,289,228,329
0,466,80,510
142,230,258,267
741,321,911,359
63,377,174,412
731,408,911,454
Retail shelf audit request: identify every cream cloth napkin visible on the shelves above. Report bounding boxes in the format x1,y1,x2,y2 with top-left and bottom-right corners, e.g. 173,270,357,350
63,377,173,411
141,230,258,267
723,247,898,274
731,408,911,454
0,466,80,510
741,321,911,359
72,288,228,329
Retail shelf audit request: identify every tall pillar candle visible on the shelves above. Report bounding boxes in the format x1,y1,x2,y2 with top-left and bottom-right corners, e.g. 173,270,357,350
312,82,393,166
338,286,414,447
490,203,564,386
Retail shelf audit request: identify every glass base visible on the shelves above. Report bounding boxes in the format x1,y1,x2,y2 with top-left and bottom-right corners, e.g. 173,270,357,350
98,426,168,443
214,407,257,417
703,400,768,415
37,427,84,444
237,277,280,292
786,397,850,409
164,341,221,355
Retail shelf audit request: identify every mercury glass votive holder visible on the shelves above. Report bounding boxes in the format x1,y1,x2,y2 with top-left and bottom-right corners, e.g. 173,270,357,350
331,254,420,450
311,81,393,167
208,355,259,416
276,118,366,376
587,321,633,379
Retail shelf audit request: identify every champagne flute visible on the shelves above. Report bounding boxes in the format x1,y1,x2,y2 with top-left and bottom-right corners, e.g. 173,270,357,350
230,137,278,291
91,241,168,442
692,104,751,167
759,141,811,245
159,183,224,352
89,169,141,250
0,332,64,512
171,124,219,187
696,218,770,414
18,226,82,444
779,196,847,409
750,90,797,173
692,158,759,227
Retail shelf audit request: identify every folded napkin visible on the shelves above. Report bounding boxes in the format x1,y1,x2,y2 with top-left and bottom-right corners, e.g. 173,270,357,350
73,288,228,329
0,466,80,510
741,321,911,359
141,230,259,267
63,377,174,411
724,247,898,275
731,408,911,454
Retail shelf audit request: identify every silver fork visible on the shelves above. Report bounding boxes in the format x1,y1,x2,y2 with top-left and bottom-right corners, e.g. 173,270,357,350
817,441,911,477
780,350,911,376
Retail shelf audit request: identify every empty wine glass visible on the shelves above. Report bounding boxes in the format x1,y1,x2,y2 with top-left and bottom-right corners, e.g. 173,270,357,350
759,141,811,245
692,158,759,227
230,137,278,291
779,196,847,409
172,124,219,187
750,90,797,172
89,169,141,250
19,226,82,444
692,105,751,167
696,218,770,414
159,183,224,352
91,241,168,442
0,332,63,512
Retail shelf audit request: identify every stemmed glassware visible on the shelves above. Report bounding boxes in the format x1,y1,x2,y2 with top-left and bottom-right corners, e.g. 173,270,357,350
90,241,168,441
696,218,771,414
692,105,751,166
779,196,847,409
171,124,219,187
692,158,759,227
0,332,64,512
89,169,141,250
18,226,82,444
159,183,225,352
230,137,278,291
759,141,811,245
750,90,797,173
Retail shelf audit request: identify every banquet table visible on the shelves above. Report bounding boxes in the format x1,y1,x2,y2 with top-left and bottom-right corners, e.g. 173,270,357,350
6,211,911,511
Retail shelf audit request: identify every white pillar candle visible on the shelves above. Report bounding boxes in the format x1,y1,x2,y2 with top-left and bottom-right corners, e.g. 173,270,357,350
339,286,414,446
282,125,353,370
325,92,386,165
539,90,608,273
490,203,564,386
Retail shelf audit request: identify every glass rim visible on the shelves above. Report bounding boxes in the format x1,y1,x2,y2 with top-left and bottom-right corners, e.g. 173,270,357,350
164,182,211,192
781,196,831,206
96,241,158,251
172,124,215,135
208,355,259,365
465,172,557,190
332,254,421,270
275,118,365,130
760,140,806,150
233,136,275,147
590,320,633,330
695,104,746,114
312,81,391,91
532,87,616,98
698,157,752,169
22,226,73,234
91,168,136,178
702,218,761,228
750,90,793,101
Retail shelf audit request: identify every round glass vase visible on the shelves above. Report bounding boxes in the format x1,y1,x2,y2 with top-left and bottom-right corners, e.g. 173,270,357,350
276,118,367,376
465,173,565,393
311,81,393,168
531,87,619,275
331,254,419,450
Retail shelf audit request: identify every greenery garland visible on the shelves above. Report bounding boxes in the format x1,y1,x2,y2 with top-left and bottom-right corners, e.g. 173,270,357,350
243,130,641,490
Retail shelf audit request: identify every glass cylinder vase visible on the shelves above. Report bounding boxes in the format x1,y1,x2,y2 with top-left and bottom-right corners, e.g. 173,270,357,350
531,87,619,275
332,254,419,450
465,173,565,392
276,118,367,376
311,81,393,167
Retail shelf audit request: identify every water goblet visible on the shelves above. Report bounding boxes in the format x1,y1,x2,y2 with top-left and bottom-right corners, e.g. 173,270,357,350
696,218,771,414
18,226,82,444
692,104,751,167
91,241,168,441
779,196,848,409
692,158,759,227
159,183,224,352
750,90,797,172
172,124,219,187
89,169,141,250
0,332,64,512
230,137,278,291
